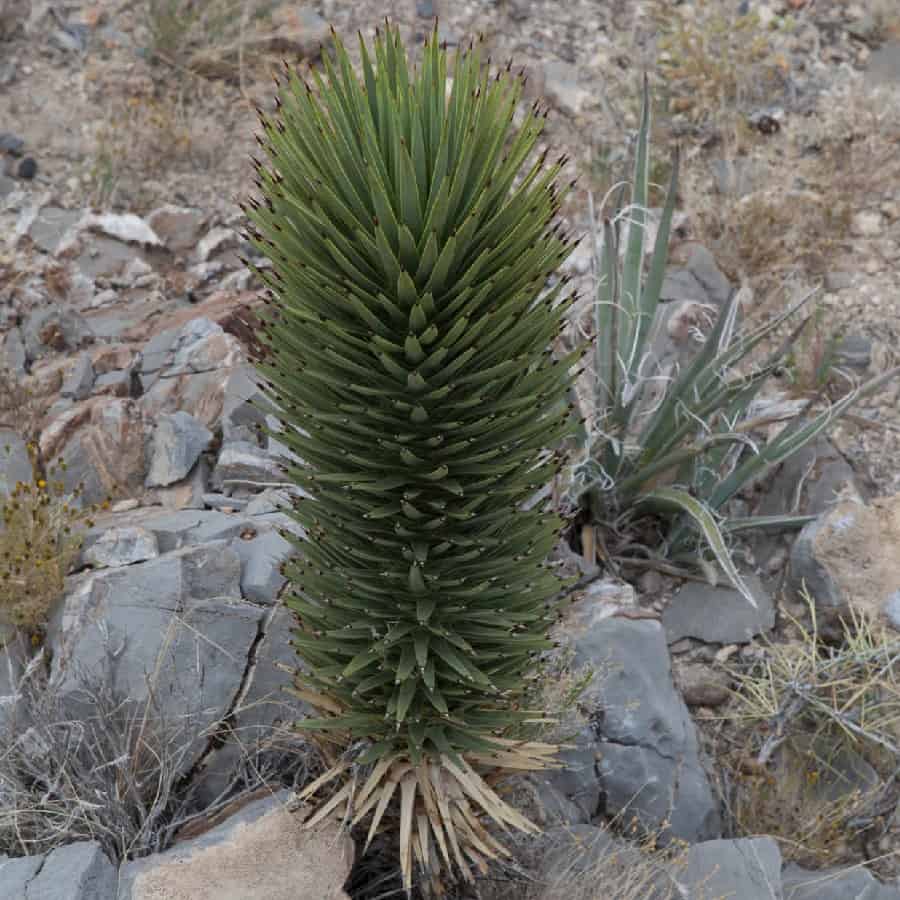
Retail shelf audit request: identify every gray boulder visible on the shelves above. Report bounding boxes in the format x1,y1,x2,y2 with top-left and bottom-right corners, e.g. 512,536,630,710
0,427,32,496
570,612,721,842
0,855,45,900
192,604,311,805
675,837,782,900
662,575,775,645
24,841,117,900
783,862,900,899
47,542,265,776
145,411,213,488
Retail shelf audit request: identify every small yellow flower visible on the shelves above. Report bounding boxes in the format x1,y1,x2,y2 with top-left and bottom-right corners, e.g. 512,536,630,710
37,479,46,489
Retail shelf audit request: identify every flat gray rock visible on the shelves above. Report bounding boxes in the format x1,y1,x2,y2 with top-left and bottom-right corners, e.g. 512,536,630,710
0,854,45,900
146,411,213,487
676,837,782,900
568,613,721,842
0,428,32,497
662,575,774,645
48,542,264,777
25,841,117,900
783,862,900,899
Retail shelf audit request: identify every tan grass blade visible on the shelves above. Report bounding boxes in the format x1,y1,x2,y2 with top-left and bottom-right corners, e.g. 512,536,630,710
303,778,354,829
286,686,344,715
399,772,418,892
417,764,452,869
364,763,410,851
354,754,395,816
416,811,433,873
297,759,352,802
431,763,471,880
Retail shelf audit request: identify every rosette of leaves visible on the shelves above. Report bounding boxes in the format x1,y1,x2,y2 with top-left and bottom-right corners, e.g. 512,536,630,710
569,79,900,604
241,24,580,891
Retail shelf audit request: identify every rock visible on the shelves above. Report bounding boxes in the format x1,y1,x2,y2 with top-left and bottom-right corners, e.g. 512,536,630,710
675,837,782,900
117,790,353,900
257,5,330,58
221,365,266,443
150,455,210,511
92,370,133,397
789,494,900,624
195,226,239,263
0,428,33,496
231,527,292,605
851,210,883,237
48,398,147,506
244,488,287,516
82,526,159,568
686,244,732,306
23,307,94,361
833,333,873,372
140,319,244,428
26,206,82,254
543,60,592,116
674,661,731,708
17,157,37,179
531,727,601,824
48,542,264,777
782,862,900,899
61,352,95,401
204,492,248,511
564,612,721,842
659,268,709,304
25,841,118,900
76,235,141,279
0,855,46,900
146,411,214,488
84,212,162,246
662,575,774,645
193,605,310,804
147,205,206,253
92,344,137,375
82,509,250,556
755,437,866,520
212,442,284,494
0,134,24,156
0,326,26,374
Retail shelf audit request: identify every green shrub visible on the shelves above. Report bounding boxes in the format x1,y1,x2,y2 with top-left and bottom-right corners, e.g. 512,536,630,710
243,24,580,891
566,79,900,605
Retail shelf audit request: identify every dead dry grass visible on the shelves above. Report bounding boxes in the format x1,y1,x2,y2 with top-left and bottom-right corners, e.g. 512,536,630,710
716,594,900,867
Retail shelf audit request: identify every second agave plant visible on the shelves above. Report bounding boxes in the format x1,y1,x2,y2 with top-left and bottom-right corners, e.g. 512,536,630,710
242,24,581,892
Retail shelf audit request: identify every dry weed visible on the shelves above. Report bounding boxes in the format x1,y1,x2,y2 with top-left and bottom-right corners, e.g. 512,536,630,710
720,593,900,864
0,651,318,862
0,450,100,630
647,0,791,122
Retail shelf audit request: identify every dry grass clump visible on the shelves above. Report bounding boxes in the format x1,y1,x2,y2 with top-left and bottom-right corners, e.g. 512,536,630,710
0,654,317,863
90,93,203,209
646,0,791,123
474,824,689,900
143,0,308,81
0,449,99,630
720,594,899,865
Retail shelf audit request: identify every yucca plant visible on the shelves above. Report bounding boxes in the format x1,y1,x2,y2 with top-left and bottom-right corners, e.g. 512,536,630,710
568,79,900,604
241,24,581,892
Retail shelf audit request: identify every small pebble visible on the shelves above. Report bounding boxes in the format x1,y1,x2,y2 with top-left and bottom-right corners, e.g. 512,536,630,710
17,157,37,180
